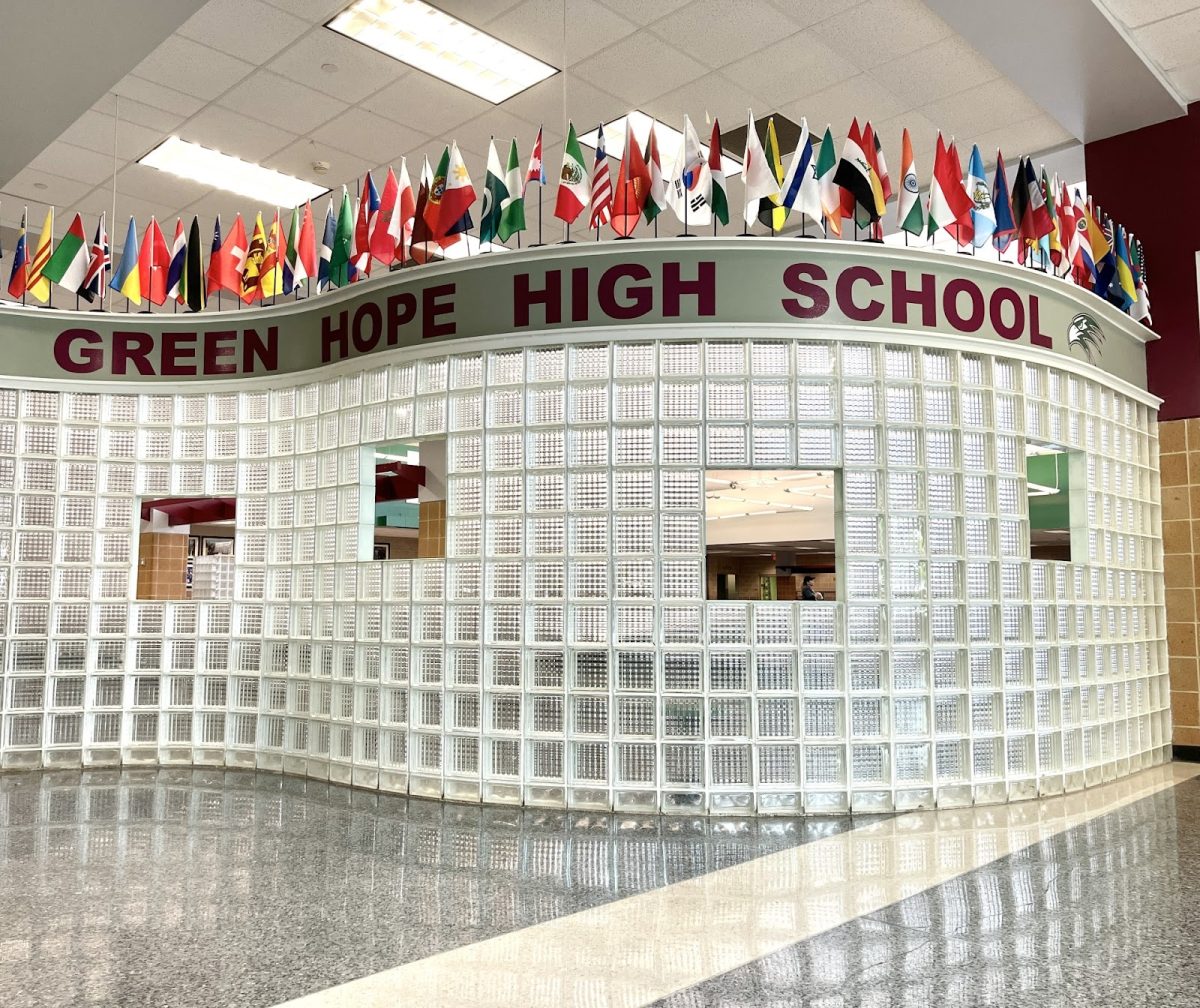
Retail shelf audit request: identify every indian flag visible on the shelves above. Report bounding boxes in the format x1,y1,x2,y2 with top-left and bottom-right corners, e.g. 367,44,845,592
42,212,90,293
896,129,924,237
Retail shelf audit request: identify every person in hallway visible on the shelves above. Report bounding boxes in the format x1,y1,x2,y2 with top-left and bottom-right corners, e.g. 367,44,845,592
801,575,822,600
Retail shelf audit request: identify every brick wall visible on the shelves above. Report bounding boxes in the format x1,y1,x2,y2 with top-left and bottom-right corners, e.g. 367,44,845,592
1160,418,1200,749
136,532,188,601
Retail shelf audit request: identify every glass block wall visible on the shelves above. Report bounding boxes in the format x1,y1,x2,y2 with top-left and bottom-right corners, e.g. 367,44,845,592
0,335,1168,814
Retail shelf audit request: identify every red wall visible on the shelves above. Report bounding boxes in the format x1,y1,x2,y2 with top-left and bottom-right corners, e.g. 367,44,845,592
1086,103,1200,421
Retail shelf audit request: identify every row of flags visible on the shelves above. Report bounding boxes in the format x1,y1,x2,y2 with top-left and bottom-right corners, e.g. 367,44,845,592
0,112,1149,322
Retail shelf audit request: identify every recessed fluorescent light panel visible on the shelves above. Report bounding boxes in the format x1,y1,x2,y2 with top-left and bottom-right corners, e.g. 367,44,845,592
579,111,743,177
139,137,328,205
328,0,558,104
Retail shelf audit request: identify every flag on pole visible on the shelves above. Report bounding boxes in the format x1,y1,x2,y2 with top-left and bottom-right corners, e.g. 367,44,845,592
138,217,170,306
757,117,787,231
396,159,416,262
318,198,336,291
6,210,27,300
26,208,53,302
587,125,613,229
354,174,377,277
947,141,972,245
896,128,924,237
742,110,780,230
554,122,590,225
927,134,972,238
284,204,303,293
833,119,881,226
1015,157,1054,262
814,126,841,237
259,210,285,298
438,141,476,243
298,201,317,283
611,119,650,237
166,218,187,303
525,126,545,194
779,118,822,229
480,139,507,246
42,212,90,294
410,156,441,264
704,118,729,226
498,138,526,242
991,153,1016,253
80,213,109,304
965,144,995,249
1114,223,1137,310
205,216,222,296
371,167,401,266
240,213,266,302
211,214,248,298
1131,236,1151,324
181,216,206,312
666,114,709,226
644,121,667,224
330,189,354,288
870,125,892,204
1041,167,1064,271
110,216,142,304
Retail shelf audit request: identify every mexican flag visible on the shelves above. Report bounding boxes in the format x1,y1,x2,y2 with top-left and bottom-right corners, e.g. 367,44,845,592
498,138,525,241
705,118,729,226
644,121,667,223
554,122,590,224
42,212,89,293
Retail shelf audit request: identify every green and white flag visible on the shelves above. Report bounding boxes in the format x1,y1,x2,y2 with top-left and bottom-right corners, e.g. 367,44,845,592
644,120,667,223
815,125,841,237
42,212,89,292
480,139,507,246
329,187,354,288
498,138,525,242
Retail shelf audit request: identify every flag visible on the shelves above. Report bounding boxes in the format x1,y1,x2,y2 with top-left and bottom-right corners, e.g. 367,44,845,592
927,134,972,238
742,110,780,229
1114,224,1137,311
284,204,302,293
587,125,613,229
181,216,206,312
480,139,507,245
757,117,787,231
42,212,90,294
1089,206,1116,296
554,122,590,225
611,119,651,237
371,168,402,266
1041,167,1064,272
329,189,354,288
317,198,336,291
1131,236,1152,324
1059,181,1084,284
109,216,141,304
260,210,285,298
991,153,1016,253
871,125,892,204
166,218,187,303
429,142,476,242
1015,158,1054,261
779,117,822,229
525,126,545,194
666,114,709,227
833,119,881,226
79,213,109,304
26,208,53,303
948,141,972,245
138,217,170,306
210,214,247,298
896,129,924,237
240,213,266,302
704,118,729,226
965,144,995,249
498,138,526,242
410,157,441,264
644,121,667,223
395,159,416,262
815,126,841,237
6,210,27,300
354,173,377,277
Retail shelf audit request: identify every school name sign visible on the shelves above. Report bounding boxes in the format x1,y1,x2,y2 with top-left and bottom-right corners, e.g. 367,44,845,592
0,240,1152,387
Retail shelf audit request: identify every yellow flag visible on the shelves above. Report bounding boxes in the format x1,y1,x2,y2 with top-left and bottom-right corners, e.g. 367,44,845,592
26,208,53,302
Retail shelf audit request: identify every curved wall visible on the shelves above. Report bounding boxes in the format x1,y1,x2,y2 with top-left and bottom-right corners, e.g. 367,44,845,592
0,241,1168,814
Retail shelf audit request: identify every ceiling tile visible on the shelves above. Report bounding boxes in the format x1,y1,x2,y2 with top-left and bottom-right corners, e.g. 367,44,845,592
116,163,216,215
921,77,1047,141
868,35,1000,108
218,70,347,133
782,73,907,137
1167,59,1200,101
181,105,298,162
1099,0,1200,29
455,108,543,161
132,36,256,102
721,30,856,108
594,0,690,26
310,107,418,165
110,75,208,118
363,72,490,134
260,0,346,20
269,138,375,195
502,76,624,135
179,0,310,64
810,0,953,66
113,196,183,232
641,73,769,131
572,30,708,106
646,0,801,70
90,94,184,134
28,143,122,187
488,0,637,66
868,109,940,169
57,114,166,162
268,27,405,102
761,0,864,26
1134,8,1200,70
970,113,1074,162
1,170,91,211
438,0,523,20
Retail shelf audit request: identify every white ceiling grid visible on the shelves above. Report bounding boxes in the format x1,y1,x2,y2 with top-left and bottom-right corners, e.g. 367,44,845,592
1098,0,1200,100
1,0,1077,238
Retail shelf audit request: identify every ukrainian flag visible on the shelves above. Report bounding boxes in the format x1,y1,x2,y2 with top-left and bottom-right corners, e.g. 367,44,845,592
109,216,141,304
1115,224,1137,311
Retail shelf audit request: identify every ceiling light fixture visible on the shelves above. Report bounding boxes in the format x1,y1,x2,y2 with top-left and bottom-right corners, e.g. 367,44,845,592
327,0,557,104
139,137,328,205
579,111,743,177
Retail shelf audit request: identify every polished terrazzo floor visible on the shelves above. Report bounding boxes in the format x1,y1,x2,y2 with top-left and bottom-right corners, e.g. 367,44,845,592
0,765,1197,1008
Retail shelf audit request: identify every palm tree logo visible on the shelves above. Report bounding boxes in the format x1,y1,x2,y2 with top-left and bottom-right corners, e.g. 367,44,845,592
1067,312,1105,361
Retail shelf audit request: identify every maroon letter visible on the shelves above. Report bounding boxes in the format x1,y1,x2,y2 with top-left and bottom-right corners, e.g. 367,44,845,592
663,260,716,317
202,331,238,374
781,263,829,319
243,326,278,373
352,302,383,353
422,283,456,339
160,332,198,376
322,310,348,363
571,267,590,322
835,266,884,322
112,331,155,376
989,287,1024,340
891,271,936,327
386,293,417,345
54,329,103,374
1028,296,1052,348
598,264,653,319
514,270,562,327
942,278,985,332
